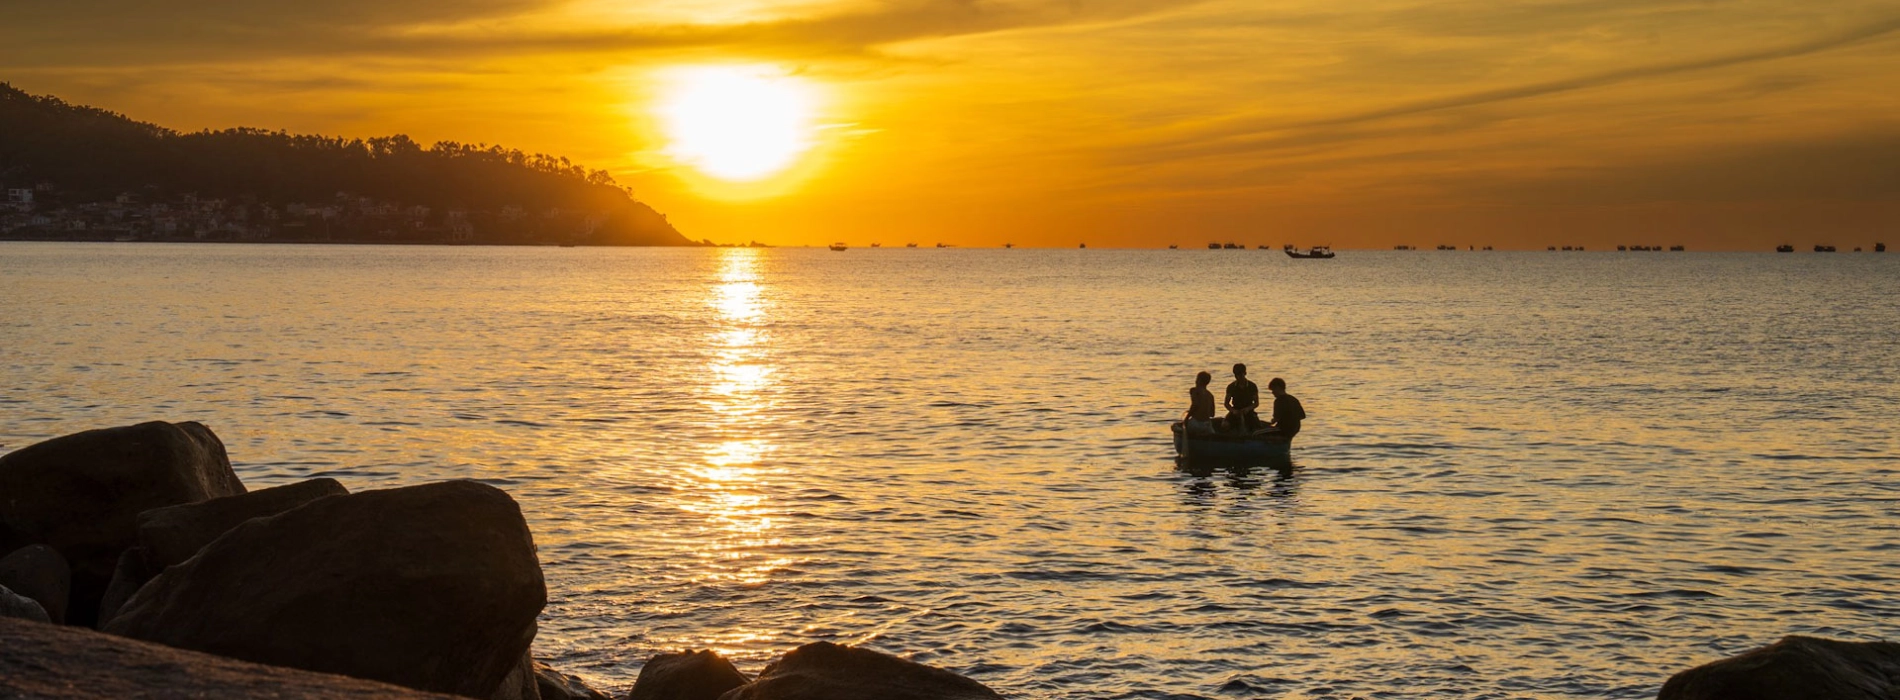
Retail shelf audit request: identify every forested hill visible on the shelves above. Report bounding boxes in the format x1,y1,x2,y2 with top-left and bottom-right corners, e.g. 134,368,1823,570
0,82,696,246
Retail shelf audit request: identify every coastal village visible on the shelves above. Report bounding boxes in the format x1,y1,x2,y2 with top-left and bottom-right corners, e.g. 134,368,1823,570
1,183,610,245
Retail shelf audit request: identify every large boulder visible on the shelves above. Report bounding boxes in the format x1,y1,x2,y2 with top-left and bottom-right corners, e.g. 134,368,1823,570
0,584,50,622
136,477,348,568
0,421,244,626
1658,635,1900,700
629,649,749,700
717,642,1003,700
105,480,546,698
0,615,467,699
0,544,69,624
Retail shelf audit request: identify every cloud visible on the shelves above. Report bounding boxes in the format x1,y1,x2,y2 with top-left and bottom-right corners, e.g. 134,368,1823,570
1125,14,1900,165
0,0,1196,66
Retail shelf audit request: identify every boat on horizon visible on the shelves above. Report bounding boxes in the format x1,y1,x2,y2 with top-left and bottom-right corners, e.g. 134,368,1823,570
907,243,919,248
1775,245,1794,252
1877,242,1887,252
1207,242,1221,249
1285,245,1334,259
1815,245,1836,252
829,242,847,251
871,242,881,248
1171,421,1291,459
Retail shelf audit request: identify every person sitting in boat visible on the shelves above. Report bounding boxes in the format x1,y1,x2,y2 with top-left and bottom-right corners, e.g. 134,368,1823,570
1183,371,1216,434
1264,377,1304,439
1223,363,1261,433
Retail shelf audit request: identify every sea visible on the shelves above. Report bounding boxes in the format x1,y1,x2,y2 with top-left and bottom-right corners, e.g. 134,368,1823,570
2,242,1896,699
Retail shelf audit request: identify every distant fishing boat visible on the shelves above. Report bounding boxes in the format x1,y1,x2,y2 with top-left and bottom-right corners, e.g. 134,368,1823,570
1171,422,1291,459
1670,245,1685,251
1004,242,1014,248
1877,242,1887,252
1285,245,1334,259
1776,245,1793,252
907,243,918,248
1168,244,1179,249
1222,242,1241,249
1814,245,1836,252
829,242,847,251
1395,245,1414,250
871,242,881,248
1079,243,1087,249
937,242,952,248
1437,244,1456,251
1207,242,1221,249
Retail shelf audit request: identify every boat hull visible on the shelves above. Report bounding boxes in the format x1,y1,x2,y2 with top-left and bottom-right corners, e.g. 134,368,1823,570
1171,422,1291,458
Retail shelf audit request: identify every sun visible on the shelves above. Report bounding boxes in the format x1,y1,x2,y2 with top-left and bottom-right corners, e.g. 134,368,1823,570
657,66,818,182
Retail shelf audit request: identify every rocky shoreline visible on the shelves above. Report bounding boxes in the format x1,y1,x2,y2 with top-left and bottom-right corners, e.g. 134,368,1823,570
1,420,1894,699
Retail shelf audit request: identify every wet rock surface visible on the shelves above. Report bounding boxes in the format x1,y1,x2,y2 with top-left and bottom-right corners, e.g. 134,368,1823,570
0,544,69,624
0,616,466,699
104,480,546,698
1658,635,1900,700
628,649,750,700
717,642,1004,700
0,420,243,626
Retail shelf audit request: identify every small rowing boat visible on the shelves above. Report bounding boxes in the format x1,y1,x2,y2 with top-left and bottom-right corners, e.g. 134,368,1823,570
1171,421,1290,458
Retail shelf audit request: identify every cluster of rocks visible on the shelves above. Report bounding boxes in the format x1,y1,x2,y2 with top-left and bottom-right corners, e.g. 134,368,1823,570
5,420,1895,699
0,421,1007,699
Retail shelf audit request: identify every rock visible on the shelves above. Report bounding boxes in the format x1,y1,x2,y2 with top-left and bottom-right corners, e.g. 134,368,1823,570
105,480,546,698
629,649,750,700
93,546,158,629
0,615,467,699
716,642,1002,700
1658,635,1900,700
0,544,70,624
137,477,348,568
0,420,244,626
494,652,542,700
1,584,50,622
537,660,614,700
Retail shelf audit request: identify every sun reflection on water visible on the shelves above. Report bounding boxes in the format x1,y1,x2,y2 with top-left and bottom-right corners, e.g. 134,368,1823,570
681,249,794,588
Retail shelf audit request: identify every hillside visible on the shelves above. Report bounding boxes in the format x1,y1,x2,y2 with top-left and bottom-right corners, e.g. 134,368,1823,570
0,83,695,246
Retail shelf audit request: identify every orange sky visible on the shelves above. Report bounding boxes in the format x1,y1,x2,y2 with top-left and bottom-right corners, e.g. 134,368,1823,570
5,0,1898,249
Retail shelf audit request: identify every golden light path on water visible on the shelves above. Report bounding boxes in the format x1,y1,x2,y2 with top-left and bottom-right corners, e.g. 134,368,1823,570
684,251,786,578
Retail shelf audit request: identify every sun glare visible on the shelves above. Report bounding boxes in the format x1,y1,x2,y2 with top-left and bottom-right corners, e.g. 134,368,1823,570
658,66,818,182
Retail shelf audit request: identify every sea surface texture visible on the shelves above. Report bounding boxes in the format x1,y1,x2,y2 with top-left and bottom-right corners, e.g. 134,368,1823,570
3,243,1896,699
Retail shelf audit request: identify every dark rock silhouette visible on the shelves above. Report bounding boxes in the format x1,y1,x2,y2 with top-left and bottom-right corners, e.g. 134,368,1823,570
493,652,541,700
1658,635,1900,700
136,477,348,568
104,480,546,698
629,649,750,700
717,642,1002,700
0,616,466,698
0,421,244,626
0,584,50,621
536,660,613,700
94,546,157,629
0,545,69,624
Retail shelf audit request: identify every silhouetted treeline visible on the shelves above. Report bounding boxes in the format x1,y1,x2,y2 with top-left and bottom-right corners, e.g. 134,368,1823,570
0,82,692,245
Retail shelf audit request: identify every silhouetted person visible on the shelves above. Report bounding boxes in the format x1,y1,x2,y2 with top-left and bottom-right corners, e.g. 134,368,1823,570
1265,377,1304,439
1223,363,1260,433
1184,371,1216,434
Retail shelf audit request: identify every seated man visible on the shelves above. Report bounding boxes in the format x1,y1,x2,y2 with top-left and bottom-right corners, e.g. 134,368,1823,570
1184,371,1216,434
1264,377,1304,439
1223,363,1261,433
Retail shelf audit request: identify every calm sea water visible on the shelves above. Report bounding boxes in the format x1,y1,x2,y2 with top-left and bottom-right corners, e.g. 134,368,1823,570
3,243,1896,698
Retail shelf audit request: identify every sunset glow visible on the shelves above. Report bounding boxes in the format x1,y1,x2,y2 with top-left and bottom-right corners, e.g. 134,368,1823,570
658,66,818,182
